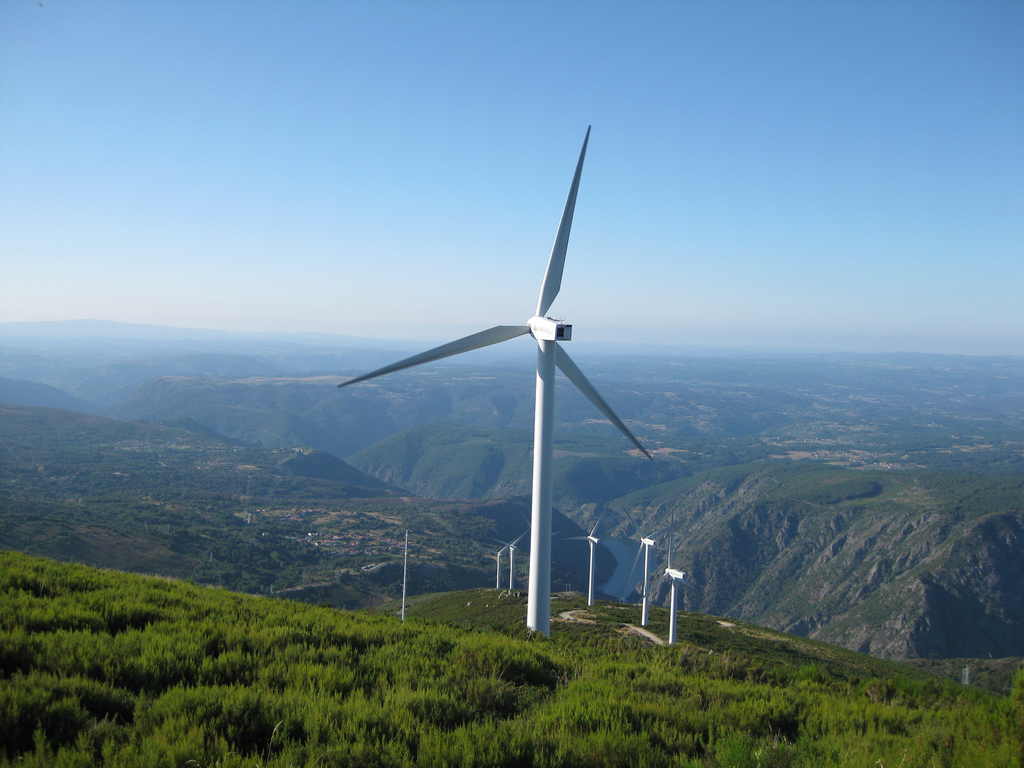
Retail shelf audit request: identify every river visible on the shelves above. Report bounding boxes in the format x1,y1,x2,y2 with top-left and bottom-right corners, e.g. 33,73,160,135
596,536,643,601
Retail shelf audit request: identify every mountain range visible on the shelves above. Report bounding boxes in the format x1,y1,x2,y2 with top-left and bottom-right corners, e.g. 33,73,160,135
2,322,1023,665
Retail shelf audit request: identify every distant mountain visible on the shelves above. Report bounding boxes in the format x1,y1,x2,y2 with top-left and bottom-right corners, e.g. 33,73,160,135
0,319,393,345
608,463,1024,660
347,422,679,505
0,377,92,412
279,447,393,489
0,402,388,500
0,403,394,586
5,330,1024,666
0,403,593,602
102,374,415,457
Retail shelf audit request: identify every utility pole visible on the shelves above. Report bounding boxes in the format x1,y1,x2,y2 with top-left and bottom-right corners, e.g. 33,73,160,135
401,530,408,621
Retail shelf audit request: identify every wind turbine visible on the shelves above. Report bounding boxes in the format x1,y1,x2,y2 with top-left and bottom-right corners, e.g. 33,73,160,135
664,566,695,645
401,529,409,621
492,542,508,589
506,531,527,590
568,511,605,606
491,531,527,590
620,506,660,626
652,530,695,644
639,535,657,626
338,127,652,635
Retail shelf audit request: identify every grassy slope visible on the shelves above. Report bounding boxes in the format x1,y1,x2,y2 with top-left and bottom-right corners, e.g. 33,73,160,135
2,552,1021,768
398,589,1016,695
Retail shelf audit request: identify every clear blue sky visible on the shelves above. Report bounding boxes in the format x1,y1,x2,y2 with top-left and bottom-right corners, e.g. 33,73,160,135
2,1,1021,354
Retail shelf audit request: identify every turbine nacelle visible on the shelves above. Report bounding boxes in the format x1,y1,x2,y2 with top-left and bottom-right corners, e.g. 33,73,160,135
666,568,695,587
528,316,572,342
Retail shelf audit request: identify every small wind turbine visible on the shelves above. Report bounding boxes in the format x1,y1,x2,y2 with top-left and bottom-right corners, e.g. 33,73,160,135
658,531,695,644
338,127,652,635
489,531,525,589
639,536,657,626
620,506,660,626
492,542,508,589
401,529,409,621
568,511,605,606
506,531,527,590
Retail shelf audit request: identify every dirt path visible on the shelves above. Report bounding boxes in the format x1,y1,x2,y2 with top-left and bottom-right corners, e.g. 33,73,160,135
625,623,664,645
558,609,595,624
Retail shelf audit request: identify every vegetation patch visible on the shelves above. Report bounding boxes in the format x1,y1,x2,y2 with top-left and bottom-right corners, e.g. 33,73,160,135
3,552,1020,767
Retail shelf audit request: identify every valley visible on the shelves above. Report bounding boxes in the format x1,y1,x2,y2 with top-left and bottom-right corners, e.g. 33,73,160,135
1,327,1023,674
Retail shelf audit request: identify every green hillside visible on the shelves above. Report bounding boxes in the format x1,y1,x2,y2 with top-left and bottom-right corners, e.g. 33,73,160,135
0,404,594,607
399,589,1018,695
2,552,1022,767
4,402,1024,664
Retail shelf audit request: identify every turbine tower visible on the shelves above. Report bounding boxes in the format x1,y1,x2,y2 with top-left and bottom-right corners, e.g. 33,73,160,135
338,127,652,635
507,532,526,590
622,506,660,626
639,536,656,626
492,543,507,589
569,512,604,606
401,530,409,621
659,531,695,644
585,520,600,606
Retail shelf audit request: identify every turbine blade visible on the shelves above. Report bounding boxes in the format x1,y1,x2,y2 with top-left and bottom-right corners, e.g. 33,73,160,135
555,346,653,459
589,508,606,537
624,541,644,597
536,126,590,317
619,506,644,538
338,325,529,387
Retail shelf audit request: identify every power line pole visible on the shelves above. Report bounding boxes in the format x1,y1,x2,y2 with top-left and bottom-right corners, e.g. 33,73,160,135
401,530,408,621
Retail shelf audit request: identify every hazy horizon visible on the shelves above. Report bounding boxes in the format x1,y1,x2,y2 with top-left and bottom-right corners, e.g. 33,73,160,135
2,317,1020,360
2,2,1021,356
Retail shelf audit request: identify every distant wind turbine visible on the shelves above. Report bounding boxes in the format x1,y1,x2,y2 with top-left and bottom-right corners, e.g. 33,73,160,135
506,531,527,590
401,530,409,621
655,530,696,644
338,127,652,635
568,510,605,606
639,535,657,626
492,542,508,589
620,506,662,626
490,531,527,590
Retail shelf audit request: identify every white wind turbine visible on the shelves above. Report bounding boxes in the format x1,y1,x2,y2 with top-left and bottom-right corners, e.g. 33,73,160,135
506,532,527,590
620,507,660,626
338,127,652,635
639,535,657,626
568,511,605,606
492,531,527,590
492,542,508,589
652,530,696,645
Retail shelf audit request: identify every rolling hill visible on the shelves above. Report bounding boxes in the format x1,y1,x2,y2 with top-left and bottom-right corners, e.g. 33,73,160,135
4,332,1024,670
0,403,595,605
2,551,1020,767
